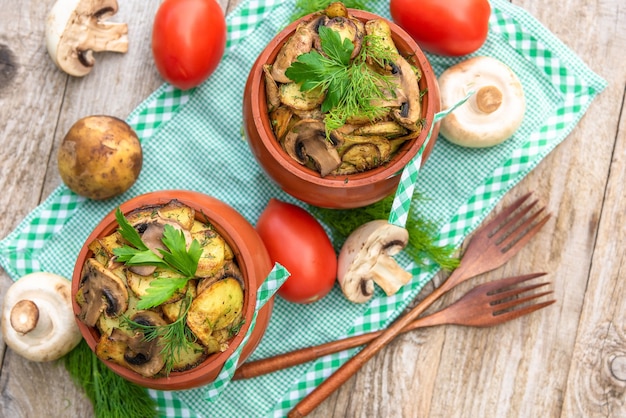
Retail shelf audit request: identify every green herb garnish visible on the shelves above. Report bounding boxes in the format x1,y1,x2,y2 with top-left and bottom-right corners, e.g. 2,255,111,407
64,340,158,418
122,293,198,375
290,0,374,22
285,26,397,135
113,208,202,309
309,192,460,271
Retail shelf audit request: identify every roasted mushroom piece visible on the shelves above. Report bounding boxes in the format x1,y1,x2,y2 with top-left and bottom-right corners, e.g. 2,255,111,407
107,311,167,377
282,120,342,176
77,258,129,327
270,25,315,83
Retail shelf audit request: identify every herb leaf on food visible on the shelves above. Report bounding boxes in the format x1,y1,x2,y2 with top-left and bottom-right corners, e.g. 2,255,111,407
112,208,202,310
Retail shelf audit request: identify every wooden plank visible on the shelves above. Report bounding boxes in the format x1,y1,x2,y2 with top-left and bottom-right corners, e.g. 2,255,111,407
562,88,626,417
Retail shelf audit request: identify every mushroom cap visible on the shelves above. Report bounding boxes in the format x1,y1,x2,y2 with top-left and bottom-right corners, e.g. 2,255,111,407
438,56,526,148
1,272,82,362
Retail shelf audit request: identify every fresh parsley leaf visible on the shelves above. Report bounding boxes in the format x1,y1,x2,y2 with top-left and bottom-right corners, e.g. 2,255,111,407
136,276,189,310
112,208,203,310
115,208,149,250
159,224,202,278
318,26,353,65
114,247,169,268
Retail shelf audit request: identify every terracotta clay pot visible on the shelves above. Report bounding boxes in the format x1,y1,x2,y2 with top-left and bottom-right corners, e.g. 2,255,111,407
71,190,274,390
243,9,441,209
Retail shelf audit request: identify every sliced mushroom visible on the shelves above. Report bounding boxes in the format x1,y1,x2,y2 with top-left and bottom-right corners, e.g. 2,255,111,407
45,0,129,77
351,121,409,139
263,65,281,112
337,220,413,303
438,56,526,148
335,133,392,162
271,25,315,83
77,257,129,327
363,20,422,131
1,272,82,362
390,56,422,131
282,120,341,176
108,311,167,377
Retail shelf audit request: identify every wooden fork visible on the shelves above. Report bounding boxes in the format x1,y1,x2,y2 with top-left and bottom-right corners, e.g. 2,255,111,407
234,272,555,380
288,192,551,417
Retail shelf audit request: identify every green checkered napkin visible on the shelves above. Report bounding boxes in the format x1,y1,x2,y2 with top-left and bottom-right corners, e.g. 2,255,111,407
0,0,606,417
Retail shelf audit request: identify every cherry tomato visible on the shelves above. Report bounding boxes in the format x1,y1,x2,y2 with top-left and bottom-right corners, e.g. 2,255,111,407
390,0,491,56
256,199,337,304
152,0,227,90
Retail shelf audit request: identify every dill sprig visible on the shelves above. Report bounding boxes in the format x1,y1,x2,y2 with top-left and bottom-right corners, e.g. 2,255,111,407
63,340,158,418
285,26,399,135
122,293,198,375
309,192,460,271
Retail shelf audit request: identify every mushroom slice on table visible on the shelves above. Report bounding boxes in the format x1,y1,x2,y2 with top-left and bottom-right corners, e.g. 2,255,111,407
1,272,82,362
337,220,413,303
438,56,526,148
45,0,129,77
282,120,341,176
77,257,129,327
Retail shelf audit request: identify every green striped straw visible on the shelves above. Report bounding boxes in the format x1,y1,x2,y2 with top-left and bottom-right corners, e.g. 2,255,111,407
388,92,474,227
204,263,290,401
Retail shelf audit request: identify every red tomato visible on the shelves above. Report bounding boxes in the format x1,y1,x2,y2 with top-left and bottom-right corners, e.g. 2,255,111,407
390,0,491,56
152,0,227,90
256,199,337,304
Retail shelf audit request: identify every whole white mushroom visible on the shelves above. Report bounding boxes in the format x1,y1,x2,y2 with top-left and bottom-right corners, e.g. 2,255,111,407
1,272,82,362
438,56,526,148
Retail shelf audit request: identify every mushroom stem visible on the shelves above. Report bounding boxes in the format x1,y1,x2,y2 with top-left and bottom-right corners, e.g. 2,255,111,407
473,85,503,114
10,300,51,336
82,20,128,53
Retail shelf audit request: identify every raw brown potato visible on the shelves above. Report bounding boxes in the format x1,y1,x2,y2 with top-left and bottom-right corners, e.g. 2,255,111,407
57,115,143,200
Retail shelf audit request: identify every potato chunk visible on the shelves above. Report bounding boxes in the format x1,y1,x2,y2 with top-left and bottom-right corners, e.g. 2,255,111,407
186,278,244,350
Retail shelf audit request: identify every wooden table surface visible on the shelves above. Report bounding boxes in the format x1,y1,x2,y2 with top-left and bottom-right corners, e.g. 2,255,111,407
1,0,624,417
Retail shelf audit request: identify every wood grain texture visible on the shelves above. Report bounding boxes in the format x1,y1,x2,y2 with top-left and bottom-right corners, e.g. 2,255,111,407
0,0,623,417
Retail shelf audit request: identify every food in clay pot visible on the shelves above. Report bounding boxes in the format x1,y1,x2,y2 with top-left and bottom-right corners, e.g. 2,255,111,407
74,199,249,379
264,2,427,177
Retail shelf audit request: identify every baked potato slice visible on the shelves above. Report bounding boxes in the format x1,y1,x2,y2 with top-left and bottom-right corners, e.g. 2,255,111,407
157,199,195,230
126,268,188,304
186,278,244,349
193,229,227,277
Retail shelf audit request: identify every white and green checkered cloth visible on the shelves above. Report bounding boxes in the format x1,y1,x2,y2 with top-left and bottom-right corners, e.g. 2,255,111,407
0,0,606,417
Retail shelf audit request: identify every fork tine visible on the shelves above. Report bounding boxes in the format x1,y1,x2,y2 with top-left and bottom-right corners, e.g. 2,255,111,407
489,282,551,301
497,207,545,248
477,193,533,236
501,213,551,256
491,299,556,323
484,272,547,292
491,290,554,312
490,200,544,243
